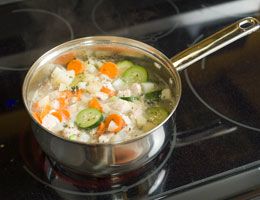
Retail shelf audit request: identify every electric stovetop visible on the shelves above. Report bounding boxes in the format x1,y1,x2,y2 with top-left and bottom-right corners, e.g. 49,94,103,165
0,0,260,199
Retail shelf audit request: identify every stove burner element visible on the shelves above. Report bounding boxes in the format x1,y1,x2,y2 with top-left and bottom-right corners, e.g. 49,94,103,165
91,0,179,42
0,8,74,71
184,33,260,132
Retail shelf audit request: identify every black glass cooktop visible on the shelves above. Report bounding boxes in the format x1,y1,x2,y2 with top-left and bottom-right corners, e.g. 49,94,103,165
0,0,260,200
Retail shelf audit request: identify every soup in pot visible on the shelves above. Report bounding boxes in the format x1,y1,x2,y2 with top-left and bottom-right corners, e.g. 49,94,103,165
30,54,174,144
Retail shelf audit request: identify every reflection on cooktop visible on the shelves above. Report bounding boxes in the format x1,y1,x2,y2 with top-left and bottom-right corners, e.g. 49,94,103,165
0,8,73,71
20,123,176,198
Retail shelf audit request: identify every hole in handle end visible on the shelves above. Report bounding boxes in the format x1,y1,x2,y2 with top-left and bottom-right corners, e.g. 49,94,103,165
239,19,257,30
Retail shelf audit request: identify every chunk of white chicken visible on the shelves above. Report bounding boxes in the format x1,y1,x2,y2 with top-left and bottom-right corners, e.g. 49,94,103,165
98,133,114,143
42,114,61,131
80,94,92,104
130,83,142,96
63,127,81,138
78,82,87,90
38,95,50,108
51,67,75,87
130,102,146,128
86,63,97,73
88,57,104,68
99,74,112,82
112,79,126,90
141,82,155,93
68,104,85,123
101,103,111,114
131,101,146,116
58,83,68,92
121,115,132,126
117,89,132,97
85,74,97,82
107,121,118,132
102,82,115,91
161,88,171,100
135,115,147,128
50,99,60,110
95,92,109,101
86,80,102,94
78,133,90,143
110,99,133,114
111,130,129,143
48,91,60,101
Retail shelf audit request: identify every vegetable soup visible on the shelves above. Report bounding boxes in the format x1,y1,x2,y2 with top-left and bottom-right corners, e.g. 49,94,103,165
30,55,174,144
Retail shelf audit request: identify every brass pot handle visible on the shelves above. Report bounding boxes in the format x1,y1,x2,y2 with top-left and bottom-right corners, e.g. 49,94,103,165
171,17,260,71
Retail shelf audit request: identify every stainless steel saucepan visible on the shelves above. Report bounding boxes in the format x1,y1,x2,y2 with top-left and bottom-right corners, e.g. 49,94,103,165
23,17,259,176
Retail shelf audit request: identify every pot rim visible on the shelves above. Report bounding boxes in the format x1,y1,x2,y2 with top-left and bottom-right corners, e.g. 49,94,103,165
22,36,182,146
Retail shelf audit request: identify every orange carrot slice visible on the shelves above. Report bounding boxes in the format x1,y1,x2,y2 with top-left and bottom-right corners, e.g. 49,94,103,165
57,97,66,109
104,114,125,132
40,105,52,120
61,90,73,99
75,89,83,100
67,59,85,75
99,62,118,79
88,98,103,112
96,122,106,136
61,89,83,102
54,52,75,65
33,112,42,124
60,109,70,119
32,102,40,112
100,86,115,97
51,111,63,122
